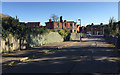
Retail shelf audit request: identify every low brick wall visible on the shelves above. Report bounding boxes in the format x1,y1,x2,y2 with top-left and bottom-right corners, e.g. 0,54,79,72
104,35,120,48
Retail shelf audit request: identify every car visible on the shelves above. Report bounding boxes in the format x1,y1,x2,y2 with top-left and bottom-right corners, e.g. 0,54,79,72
87,33,91,36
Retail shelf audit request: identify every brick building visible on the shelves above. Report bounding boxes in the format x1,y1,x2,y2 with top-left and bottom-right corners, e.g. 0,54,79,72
86,23,108,35
20,22,42,29
45,16,78,33
77,25,81,33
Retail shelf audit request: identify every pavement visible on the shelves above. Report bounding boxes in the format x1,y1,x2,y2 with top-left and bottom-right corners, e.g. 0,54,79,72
2,41,75,69
2,36,120,74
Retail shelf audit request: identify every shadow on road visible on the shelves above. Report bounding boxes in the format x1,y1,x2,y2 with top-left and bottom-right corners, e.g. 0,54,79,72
2,35,120,73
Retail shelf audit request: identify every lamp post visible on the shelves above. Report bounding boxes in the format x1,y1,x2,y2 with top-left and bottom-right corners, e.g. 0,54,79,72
78,19,82,42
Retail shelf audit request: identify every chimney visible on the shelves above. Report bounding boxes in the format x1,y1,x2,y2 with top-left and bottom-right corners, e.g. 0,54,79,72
64,20,67,22
60,16,63,22
49,19,52,22
100,23,103,25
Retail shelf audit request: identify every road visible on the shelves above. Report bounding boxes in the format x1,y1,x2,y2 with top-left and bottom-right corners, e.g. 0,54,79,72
2,36,120,74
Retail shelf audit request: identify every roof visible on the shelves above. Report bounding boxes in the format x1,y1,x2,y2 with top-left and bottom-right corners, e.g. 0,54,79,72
27,22,40,23
92,25,101,27
67,21,74,22
0,13,10,18
86,24,108,28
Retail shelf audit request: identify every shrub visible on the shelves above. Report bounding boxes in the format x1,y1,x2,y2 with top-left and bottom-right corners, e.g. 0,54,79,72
32,27,53,35
28,32,63,47
57,29,70,41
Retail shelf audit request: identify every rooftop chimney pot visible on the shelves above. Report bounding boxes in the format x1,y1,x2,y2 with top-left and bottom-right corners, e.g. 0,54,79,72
60,16,63,22
49,19,52,22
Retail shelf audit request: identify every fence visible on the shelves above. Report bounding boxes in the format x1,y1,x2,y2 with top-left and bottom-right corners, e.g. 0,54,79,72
1,34,27,53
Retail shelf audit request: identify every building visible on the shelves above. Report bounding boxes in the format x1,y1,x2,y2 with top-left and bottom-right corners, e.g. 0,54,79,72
45,16,78,33
26,22,42,29
77,24,81,33
86,23,108,35
20,22,42,29
81,26,86,33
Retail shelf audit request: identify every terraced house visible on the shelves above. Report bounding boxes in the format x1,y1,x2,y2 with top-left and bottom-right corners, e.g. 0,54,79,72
45,16,78,33
86,23,108,35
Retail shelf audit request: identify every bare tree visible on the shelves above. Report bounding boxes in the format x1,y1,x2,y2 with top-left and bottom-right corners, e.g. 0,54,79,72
109,17,116,31
51,14,59,22
109,17,116,27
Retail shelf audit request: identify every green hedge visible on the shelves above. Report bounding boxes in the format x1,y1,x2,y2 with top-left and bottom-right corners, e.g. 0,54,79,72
57,29,70,41
27,32,64,47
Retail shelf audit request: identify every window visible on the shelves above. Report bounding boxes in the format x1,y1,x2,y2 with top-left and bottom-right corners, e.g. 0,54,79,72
57,23,59,28
65,23,67,27
91,28,93,31
33,25,36,27
70,23,72,27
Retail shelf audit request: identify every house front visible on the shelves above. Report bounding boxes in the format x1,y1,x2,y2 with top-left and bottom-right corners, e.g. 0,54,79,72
45,16,78,33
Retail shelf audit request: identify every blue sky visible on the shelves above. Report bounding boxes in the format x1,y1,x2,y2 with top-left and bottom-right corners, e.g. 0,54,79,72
2,2,118,26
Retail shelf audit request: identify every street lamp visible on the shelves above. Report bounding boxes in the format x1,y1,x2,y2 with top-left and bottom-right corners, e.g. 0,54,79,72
78,19,82,42
78,19,81,26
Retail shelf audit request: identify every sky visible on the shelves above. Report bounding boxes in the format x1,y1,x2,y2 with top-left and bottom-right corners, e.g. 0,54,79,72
1,0,120,2
118,2,120,21
2,2,118,26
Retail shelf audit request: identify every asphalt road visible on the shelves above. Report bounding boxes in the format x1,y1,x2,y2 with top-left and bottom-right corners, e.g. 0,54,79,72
2,36,120,74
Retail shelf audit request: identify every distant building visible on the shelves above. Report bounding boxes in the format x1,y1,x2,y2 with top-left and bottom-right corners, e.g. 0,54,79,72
45,16,78,33
26,22,42,29
81,26,86,33
86,23,108,35
20,22,42,29
77,24,81,33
